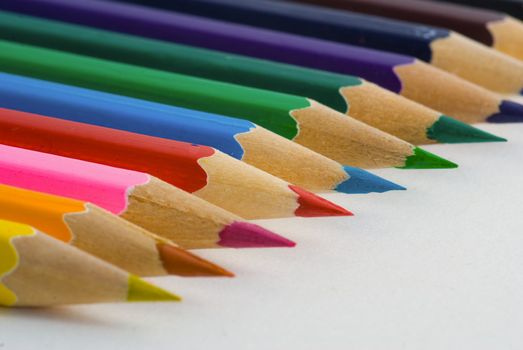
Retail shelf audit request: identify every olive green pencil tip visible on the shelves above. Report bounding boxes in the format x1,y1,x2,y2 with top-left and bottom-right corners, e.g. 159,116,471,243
427,115,507,143
127,275,181,302
400,147,458,169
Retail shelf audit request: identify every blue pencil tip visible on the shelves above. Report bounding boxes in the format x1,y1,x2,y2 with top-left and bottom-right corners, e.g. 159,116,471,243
487,100,523,123
335,166,406,194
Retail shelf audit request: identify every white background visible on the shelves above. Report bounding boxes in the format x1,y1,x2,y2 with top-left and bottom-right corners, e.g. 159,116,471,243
1,123,521,350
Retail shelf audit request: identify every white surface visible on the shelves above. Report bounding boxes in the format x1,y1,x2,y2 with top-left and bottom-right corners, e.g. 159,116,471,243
1,123,522,350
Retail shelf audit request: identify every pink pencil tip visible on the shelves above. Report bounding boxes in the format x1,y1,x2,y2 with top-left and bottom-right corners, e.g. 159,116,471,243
218,221,296,248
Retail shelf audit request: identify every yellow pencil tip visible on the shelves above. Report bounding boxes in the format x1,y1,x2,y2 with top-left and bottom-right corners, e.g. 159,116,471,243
127,275,181,302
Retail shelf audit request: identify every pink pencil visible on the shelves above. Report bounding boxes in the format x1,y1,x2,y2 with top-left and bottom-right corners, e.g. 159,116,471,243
0,144,294,249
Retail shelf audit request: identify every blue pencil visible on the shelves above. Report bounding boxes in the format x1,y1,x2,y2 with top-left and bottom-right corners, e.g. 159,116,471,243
0,72,404,194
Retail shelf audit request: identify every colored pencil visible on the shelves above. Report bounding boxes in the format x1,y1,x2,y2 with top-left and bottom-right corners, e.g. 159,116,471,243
0,75,351,222
3,2,519,123
116,0,523,96
0,219,180,306
432,0,523,21
287,0,523,62
0,12,504,145
0,42,456,170
0,144,297,249
0,77,404,197
0,184,233,277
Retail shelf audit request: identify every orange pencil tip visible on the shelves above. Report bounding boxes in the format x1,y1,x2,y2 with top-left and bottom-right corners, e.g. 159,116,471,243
157,243,234,277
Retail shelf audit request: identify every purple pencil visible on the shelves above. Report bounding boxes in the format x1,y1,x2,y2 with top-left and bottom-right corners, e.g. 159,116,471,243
2,0,522,123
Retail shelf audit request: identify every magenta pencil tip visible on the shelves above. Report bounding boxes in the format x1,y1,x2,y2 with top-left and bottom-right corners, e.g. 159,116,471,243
218,221,296,248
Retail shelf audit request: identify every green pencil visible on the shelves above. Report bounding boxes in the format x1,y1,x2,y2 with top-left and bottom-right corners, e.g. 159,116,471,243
0,11,502,146
0,39,457,169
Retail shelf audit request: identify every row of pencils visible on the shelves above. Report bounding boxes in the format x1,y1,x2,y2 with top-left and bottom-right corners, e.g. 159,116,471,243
0,0,521,307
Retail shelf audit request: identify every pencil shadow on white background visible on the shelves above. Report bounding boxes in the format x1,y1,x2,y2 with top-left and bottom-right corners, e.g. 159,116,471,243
0,306,129,327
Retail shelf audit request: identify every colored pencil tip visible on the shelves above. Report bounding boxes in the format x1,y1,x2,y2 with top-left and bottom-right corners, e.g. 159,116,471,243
487,100,523,123
218,221,296,248
428,116,507,143
400,147,458,169
127,275,181,302
157,243,234,277
289,185,353,217
336,166,406,193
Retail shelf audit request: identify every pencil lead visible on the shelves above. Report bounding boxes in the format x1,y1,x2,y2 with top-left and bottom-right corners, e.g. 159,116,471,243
428,115,507,143
126,275,181,302
218,221,296,248
336,166,406,193
401,147,458,169
289,185,353,217
157,244,234,277
487,100,523,123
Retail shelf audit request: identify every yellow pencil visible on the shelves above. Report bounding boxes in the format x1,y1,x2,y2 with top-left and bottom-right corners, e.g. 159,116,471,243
0,219,180,306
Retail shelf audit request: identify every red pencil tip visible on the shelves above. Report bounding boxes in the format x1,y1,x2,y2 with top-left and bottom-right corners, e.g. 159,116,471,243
218,221,296,248
289,185,353,217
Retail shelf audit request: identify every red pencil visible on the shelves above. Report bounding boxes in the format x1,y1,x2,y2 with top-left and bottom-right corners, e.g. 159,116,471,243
0,107,351,223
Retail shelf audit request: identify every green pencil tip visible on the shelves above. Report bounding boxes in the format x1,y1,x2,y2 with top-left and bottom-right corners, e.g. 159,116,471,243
400,147,458,169
127,275,181,302
427,115,507,143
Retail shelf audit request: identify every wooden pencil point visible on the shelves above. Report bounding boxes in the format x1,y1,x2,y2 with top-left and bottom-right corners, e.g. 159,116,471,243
341,80,506,144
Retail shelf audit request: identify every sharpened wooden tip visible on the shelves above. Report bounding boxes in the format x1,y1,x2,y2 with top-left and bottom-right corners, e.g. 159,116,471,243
394,60,503,124
292,100,415,168
431,32,523,95
157,243,234,277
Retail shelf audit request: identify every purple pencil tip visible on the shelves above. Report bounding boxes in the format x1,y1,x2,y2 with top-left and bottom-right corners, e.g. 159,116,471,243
487,100,523,123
